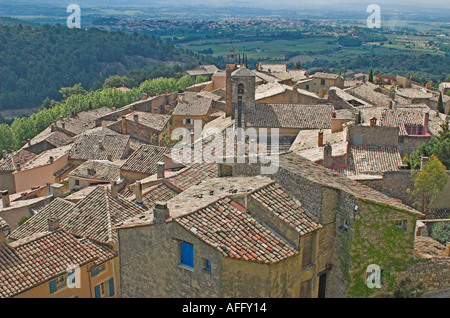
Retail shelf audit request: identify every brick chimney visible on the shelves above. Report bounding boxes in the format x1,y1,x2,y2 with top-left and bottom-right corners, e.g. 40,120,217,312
423,112,429,135
48,215,59,231
134,181,143,205
157,162,165,179
49,156,54,164
370,117,377,127
323,143,333,168
121,116,127,134
2,150,7,160
142,93,148,101
51,183,65,198
153,201,169,224
1,190,10,208
111,181,119,198
318,130,324,147
134,114,139,124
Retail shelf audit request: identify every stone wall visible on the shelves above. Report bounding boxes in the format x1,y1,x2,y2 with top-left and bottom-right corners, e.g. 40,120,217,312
395,258,450,295
347,125,400,147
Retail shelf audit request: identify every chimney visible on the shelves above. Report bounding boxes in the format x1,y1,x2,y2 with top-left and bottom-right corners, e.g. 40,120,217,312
107,154,112,162
2,150,7,160
370,117,377,127
61,122,65,130
111,181,120,198
423,112,429,135
323,143,333,168
50,124,55,132
318,130,324,147
16,163,21,171
153,201,169,224
157,161,165,179
48,216,59,231
98,140,104,149
50,183,65,198
445,243,450,257
0,227,8,247
133,114,139,123
121,116,127,134
331,111,336,118
420,157,429,171
1,190,10,208
142,93,148,101
27,139,31,146
49,156,54,164
134,181,143,205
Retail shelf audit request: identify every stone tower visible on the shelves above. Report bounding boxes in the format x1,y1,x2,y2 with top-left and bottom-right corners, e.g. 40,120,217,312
225,43,237,118
231,66,256,128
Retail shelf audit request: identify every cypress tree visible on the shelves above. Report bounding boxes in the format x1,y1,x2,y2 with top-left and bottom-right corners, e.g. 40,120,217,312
437,92,445,114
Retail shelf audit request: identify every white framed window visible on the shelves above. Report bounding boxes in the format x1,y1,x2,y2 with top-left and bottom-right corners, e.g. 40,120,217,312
183,118,193,125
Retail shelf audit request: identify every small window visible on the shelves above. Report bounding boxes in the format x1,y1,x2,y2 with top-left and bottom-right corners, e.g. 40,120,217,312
204,258,212,271
398,136,405,144
180,242,194,268
74,180,80,186
305,85,310,90
238,83,244,95
94,278,114,298
395,220,407,231
183,118,193,125
321,79,326,86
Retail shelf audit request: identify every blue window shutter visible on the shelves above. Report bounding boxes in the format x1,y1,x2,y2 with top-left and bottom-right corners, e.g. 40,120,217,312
108,278,115,297
94,285,101,298
49,279,57,294
91,267,100,277
181,242,194,267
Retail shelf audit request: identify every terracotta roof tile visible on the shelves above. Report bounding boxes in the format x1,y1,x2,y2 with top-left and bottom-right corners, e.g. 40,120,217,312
68,160,121,182
173,92,213,116
0,229,117,298
0,150,37,172
120,145,170,175
175,198,299,264
69,134,130,161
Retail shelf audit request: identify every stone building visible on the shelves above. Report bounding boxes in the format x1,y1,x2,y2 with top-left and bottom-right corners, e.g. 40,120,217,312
297,72,345,98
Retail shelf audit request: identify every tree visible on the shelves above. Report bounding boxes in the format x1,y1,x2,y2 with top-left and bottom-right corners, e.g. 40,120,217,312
103,75,129,89
368,69,374,83
59,83,86,99
295,61,302,69
407,155,448,215
195,76,208,84
430,219,450,245
437,92,446,114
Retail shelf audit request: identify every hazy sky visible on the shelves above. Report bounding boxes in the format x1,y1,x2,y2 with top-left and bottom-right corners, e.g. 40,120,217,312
12,0,450,9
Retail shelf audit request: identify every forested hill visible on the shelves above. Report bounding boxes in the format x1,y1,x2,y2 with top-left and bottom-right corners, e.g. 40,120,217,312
0,23,211,110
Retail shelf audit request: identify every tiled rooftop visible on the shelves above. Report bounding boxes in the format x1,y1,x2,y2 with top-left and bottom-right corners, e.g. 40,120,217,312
9,198,75,241
345,145,403,176
120,145,170,175
245,103,333,129
173,92,213,116
414,236,449,260
18,145,71,171
62,186,146,243
69,134,130,161
68,160,121,182
124,111,171,132
380,109,426,136
396,88,433,100
55,107,114,135
1,229,117,298
0,149,37,172
165,162,220,191
175,198,299,264
278,152,423,216
250,182,322,235
140,181,181,210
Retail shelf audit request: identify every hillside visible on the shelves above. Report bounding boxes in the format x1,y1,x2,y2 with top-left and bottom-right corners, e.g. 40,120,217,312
0,23,206,110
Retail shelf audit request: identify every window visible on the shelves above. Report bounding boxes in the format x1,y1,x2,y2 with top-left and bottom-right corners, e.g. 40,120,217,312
49,274,69,294
204,258,212,271
74,180,80,186
398,136,405,144
395,220,407,231
238,83,244,95
302,234,314,269
180,242,194,268
305,85,310,90
183,118,193,125
321,79,326,86
94,278,115,298
300,279,312,298
91,263,107,277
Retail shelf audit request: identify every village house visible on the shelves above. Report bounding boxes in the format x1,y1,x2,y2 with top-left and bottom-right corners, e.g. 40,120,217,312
115,176,322,298
68,160,122,191
184,64,219,82
12,145,72,193
0,220,118,298
297,72,345,98
106,111,171,145
68,134,132,166
0,149,36,194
